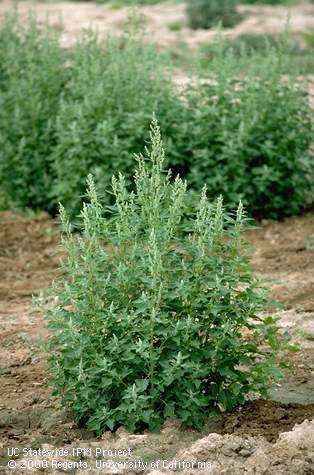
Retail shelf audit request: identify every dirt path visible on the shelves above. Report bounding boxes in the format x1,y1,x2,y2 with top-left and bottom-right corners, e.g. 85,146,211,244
0,1,313,48
0,211,313,473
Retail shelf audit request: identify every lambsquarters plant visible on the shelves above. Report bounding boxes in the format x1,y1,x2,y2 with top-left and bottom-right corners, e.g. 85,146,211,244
47,119,282,434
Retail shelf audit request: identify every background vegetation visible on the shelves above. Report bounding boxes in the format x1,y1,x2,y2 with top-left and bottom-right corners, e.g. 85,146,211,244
52,31,183,215
0,15,66,211
0,10,313,219
186,0,242,29
184,40,313,218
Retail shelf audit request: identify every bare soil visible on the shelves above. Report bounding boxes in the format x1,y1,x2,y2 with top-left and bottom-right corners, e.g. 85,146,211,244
0,1,313,48
0,211,313,473
1,1,314,107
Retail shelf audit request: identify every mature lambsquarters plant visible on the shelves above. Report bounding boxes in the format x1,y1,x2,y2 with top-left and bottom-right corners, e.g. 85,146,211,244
0,12,65,210
186,39,314,219
47,119,281,434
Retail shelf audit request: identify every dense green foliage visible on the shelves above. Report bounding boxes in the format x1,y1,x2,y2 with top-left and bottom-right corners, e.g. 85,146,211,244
198,32,314,75
242,0,292,4
52,32,182,214
186,0,242,30
304,30,314,48
200,34,289,61
0,14,66,210
184,45,314,218
0,14,313,219
47,120,282,434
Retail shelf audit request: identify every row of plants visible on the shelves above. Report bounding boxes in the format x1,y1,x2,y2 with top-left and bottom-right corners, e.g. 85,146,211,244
0,13,313,219
198,33,314,75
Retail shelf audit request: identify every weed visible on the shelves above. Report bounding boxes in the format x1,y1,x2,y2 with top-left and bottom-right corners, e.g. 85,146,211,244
199,32,314,74
0,15,312,219
52,31,183,215
304,30,314,48
186,0,242,30
0,12,66,211
184,39,314,218
168,20,184,32
47,120,282,434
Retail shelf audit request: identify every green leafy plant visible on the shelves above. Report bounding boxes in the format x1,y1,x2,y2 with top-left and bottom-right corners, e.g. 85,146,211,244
200,34,280,61
304,30,314,48
0,14,312,220
0,12,66,211
47,119,282,435
168,20,184,32
199,33,314,74
242,0,294,4
186,0,242,30
52,31,183,215
184,42,314,218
